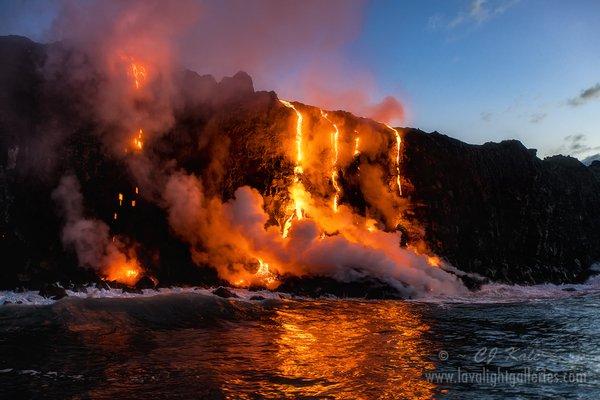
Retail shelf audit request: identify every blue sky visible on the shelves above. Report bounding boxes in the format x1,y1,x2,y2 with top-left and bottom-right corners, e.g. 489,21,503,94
1,0,599,159
352,0,600,158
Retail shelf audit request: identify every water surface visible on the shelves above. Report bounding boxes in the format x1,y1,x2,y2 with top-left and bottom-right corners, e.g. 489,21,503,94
0,287,598,399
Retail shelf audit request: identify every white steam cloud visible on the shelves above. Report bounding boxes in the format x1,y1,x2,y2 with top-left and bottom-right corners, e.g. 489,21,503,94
164,173,466,297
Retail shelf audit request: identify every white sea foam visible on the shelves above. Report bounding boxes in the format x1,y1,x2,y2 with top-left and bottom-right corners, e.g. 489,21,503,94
0,285,286,306
2,275,600,306
414,275,600,304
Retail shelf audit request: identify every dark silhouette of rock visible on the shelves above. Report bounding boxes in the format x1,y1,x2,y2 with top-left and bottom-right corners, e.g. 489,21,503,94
402,131,600,283
212,287,239,298
38,284,67,300
590,160,600,180
135,276,157,290
249,295,266,301
277,275,408,299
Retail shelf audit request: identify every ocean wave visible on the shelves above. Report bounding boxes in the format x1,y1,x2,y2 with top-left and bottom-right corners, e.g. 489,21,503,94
414,275,600,304
0,286,287,306
2,275,600,306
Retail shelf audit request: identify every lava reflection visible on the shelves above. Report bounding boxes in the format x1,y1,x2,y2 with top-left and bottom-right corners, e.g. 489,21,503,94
272,301,436,399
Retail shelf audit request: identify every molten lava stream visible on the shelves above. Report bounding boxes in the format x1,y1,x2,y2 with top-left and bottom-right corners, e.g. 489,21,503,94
320,110,342,213
279,99,307,237
385,124,402,197
129,60,147,90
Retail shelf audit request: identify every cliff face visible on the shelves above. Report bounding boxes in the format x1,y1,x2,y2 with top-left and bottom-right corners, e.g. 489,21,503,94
1,36,599,289
403,132,600,283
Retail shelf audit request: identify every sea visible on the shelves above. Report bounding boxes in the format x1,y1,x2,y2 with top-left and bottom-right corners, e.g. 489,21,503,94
1,280,599,399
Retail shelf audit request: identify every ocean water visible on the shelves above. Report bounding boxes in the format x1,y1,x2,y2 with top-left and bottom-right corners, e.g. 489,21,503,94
1,283,599,399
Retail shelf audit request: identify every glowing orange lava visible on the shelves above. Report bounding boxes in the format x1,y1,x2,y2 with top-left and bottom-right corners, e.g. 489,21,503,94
129,61,147,90
105,258,142,286
279,100,304,175
385,124,402,196
279,99,307,237
133,128,144,151
321,110,341,213
353,132,360,157
256,258,277,287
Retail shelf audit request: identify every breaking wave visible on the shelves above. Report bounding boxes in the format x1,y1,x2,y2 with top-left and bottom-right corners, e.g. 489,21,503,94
2,274,600,307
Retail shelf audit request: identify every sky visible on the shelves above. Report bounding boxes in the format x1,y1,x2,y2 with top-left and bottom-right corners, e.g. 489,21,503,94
1,0,599,160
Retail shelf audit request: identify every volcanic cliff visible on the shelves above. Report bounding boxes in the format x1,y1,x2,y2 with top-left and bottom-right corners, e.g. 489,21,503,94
1,36,599,293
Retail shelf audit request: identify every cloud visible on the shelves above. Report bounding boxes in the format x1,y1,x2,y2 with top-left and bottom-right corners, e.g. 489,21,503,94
558,134,600,156
480,111,492,122
430,0,519,31
568,83,600,107
529,112,546,123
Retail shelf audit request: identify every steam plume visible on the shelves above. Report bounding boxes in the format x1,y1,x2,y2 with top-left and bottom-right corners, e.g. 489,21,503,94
164,173,466,297
52,175,142,285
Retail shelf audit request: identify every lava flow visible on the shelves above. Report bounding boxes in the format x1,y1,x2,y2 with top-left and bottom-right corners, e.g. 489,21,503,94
279,99,307,237
129,59,147,90
386,123,403,197
321,110,342,213
179,97,466,295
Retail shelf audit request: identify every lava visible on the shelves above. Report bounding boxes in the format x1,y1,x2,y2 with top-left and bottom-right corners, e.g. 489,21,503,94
385,124,402,197
105,257,142,286
353,133,360,157
129,60,147,90
133,129,144,151
321,110,341,213
256,258,277,287
279,99,307,237
279,100,304,175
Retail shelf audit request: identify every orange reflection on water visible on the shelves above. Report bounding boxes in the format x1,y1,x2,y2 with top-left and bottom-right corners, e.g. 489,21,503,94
57,297,440,399
272,301,436,399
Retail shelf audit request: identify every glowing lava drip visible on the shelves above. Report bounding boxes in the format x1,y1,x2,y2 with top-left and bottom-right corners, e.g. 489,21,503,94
386,124,402,197
107,57,151,286
321,110,342,213
129,60,147,90
279,100,307,237
353,132,360,157
134,129,144,151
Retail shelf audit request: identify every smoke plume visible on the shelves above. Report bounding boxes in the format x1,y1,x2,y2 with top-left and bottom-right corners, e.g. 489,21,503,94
52,175,142,285
45,0,404,125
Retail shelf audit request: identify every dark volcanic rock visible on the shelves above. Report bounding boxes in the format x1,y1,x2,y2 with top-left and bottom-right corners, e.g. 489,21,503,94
135,276,157,290
212,287,239,299
277,275,408,299
38,284,67,300
590,160,600,180
402,131,600,283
